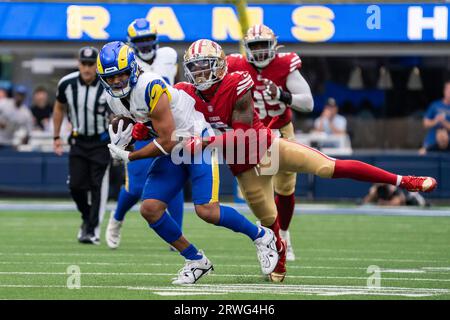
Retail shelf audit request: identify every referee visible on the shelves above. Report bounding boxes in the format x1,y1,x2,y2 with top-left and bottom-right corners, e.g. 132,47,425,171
53,46,110,245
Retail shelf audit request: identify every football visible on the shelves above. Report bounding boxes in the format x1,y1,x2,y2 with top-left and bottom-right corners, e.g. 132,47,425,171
110,115,136,150
110,115,135,134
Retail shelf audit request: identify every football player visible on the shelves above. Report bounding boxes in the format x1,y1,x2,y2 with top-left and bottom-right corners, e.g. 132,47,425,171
105,18,183,250
176,39,437,282
227,24,313,261
97,41,279,284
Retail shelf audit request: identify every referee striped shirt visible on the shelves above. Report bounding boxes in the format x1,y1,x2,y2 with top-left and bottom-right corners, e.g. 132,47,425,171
56,71,108,137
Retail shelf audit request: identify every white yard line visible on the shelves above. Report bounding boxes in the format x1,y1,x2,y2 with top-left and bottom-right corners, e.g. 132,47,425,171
1,251,449,264
0,283,448,298
0,271,450,283
2,261,449,274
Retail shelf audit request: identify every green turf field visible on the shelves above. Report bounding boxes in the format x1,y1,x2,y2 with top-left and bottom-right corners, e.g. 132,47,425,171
0,209,449,300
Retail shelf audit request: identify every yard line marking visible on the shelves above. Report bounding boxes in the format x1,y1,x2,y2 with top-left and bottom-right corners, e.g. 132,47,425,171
153,292,224,296
1,271,450,283
2,261,450,274
1,252,449,263
0,283,448,298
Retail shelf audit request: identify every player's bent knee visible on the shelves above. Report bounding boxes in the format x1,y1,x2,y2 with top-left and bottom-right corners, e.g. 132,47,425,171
195,203,219,224
140,200,165,224
316,163,335,178
274,176,296,195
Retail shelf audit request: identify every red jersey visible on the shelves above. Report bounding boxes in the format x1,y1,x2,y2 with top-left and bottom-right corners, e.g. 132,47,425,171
175,71,273,176
226,52,302,129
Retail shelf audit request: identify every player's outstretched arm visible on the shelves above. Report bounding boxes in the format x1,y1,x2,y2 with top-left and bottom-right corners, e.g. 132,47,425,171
129,93,178,160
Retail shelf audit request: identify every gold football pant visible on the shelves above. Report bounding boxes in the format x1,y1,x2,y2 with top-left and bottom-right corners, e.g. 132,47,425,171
236,137,336,227
273,122,297,196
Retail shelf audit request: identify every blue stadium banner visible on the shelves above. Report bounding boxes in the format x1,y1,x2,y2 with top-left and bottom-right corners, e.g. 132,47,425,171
0,2,449,42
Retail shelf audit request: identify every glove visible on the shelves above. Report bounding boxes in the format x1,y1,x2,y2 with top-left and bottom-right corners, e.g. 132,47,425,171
108,143,130,164
132,122,151,141
263,79,281,102
108,120,132,148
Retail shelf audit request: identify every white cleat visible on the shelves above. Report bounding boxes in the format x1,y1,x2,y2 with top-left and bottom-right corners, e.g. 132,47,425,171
105,210,123,249
254,226,279,275
172,251,214,285
280,230,296,262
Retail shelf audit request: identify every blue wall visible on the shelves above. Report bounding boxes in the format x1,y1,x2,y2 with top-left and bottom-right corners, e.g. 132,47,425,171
0,150,448,200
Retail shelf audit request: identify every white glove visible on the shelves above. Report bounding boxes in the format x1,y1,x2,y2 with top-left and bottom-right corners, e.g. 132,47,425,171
108,143,130,164
108,120,133,149
263,79,281,102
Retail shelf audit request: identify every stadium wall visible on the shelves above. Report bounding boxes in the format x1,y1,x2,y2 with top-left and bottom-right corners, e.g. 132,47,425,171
0,149,448,201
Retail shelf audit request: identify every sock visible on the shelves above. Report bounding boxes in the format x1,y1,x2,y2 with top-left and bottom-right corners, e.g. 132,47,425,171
275,193,295,231
180,244,203,260
216,205,262,241
268,217,283,252
148,212,182,244
332,160,398,185
167,190,184,230
114,187,140,221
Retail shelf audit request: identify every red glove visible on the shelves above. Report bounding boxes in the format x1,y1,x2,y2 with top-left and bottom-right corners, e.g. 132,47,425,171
132,122,150,141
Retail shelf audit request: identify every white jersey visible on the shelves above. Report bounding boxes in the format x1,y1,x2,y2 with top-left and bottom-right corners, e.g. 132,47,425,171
0,98,33,146
135,47,178,85
106,71,210,138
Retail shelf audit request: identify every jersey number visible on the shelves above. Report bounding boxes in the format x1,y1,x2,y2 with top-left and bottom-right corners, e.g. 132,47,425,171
253,90,286,119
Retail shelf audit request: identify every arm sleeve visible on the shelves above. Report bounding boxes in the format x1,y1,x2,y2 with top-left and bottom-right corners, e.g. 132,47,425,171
55,81,68,104
285,70,314,113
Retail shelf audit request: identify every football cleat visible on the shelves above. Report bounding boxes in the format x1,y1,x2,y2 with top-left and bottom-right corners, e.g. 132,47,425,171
172,251,214,285
269,239,287,282
254,226,279,275
280,230,296,262
79,233,100,245
77,222,88,243
106,210,123,249
399,176,437,193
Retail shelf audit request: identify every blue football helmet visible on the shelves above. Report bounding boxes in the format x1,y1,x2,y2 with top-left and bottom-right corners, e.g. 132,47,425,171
97,41,139,98
127,18,159,62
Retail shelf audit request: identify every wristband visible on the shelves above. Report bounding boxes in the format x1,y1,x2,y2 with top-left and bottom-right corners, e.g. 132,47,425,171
53,136,61,141
279,90,292,105
153,139,169,155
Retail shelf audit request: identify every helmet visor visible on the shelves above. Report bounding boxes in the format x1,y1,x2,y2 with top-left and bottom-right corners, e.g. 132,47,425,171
99,70,132,97
133,36,157,54
184,58,217,87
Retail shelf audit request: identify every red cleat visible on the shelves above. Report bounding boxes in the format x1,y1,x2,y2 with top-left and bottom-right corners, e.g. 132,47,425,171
269,239,287,282
400,176,437,193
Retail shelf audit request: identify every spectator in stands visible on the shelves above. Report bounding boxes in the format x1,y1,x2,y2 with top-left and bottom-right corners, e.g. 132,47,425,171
419,127,450,154
0,87,9,102
423,80,450,148
362,184,428,207
0,92,33,148
313,97,347,135
13,85,28,109
30,86,53,131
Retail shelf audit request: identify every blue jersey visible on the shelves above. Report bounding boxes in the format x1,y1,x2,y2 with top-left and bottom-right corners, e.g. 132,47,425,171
423,100,450,147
